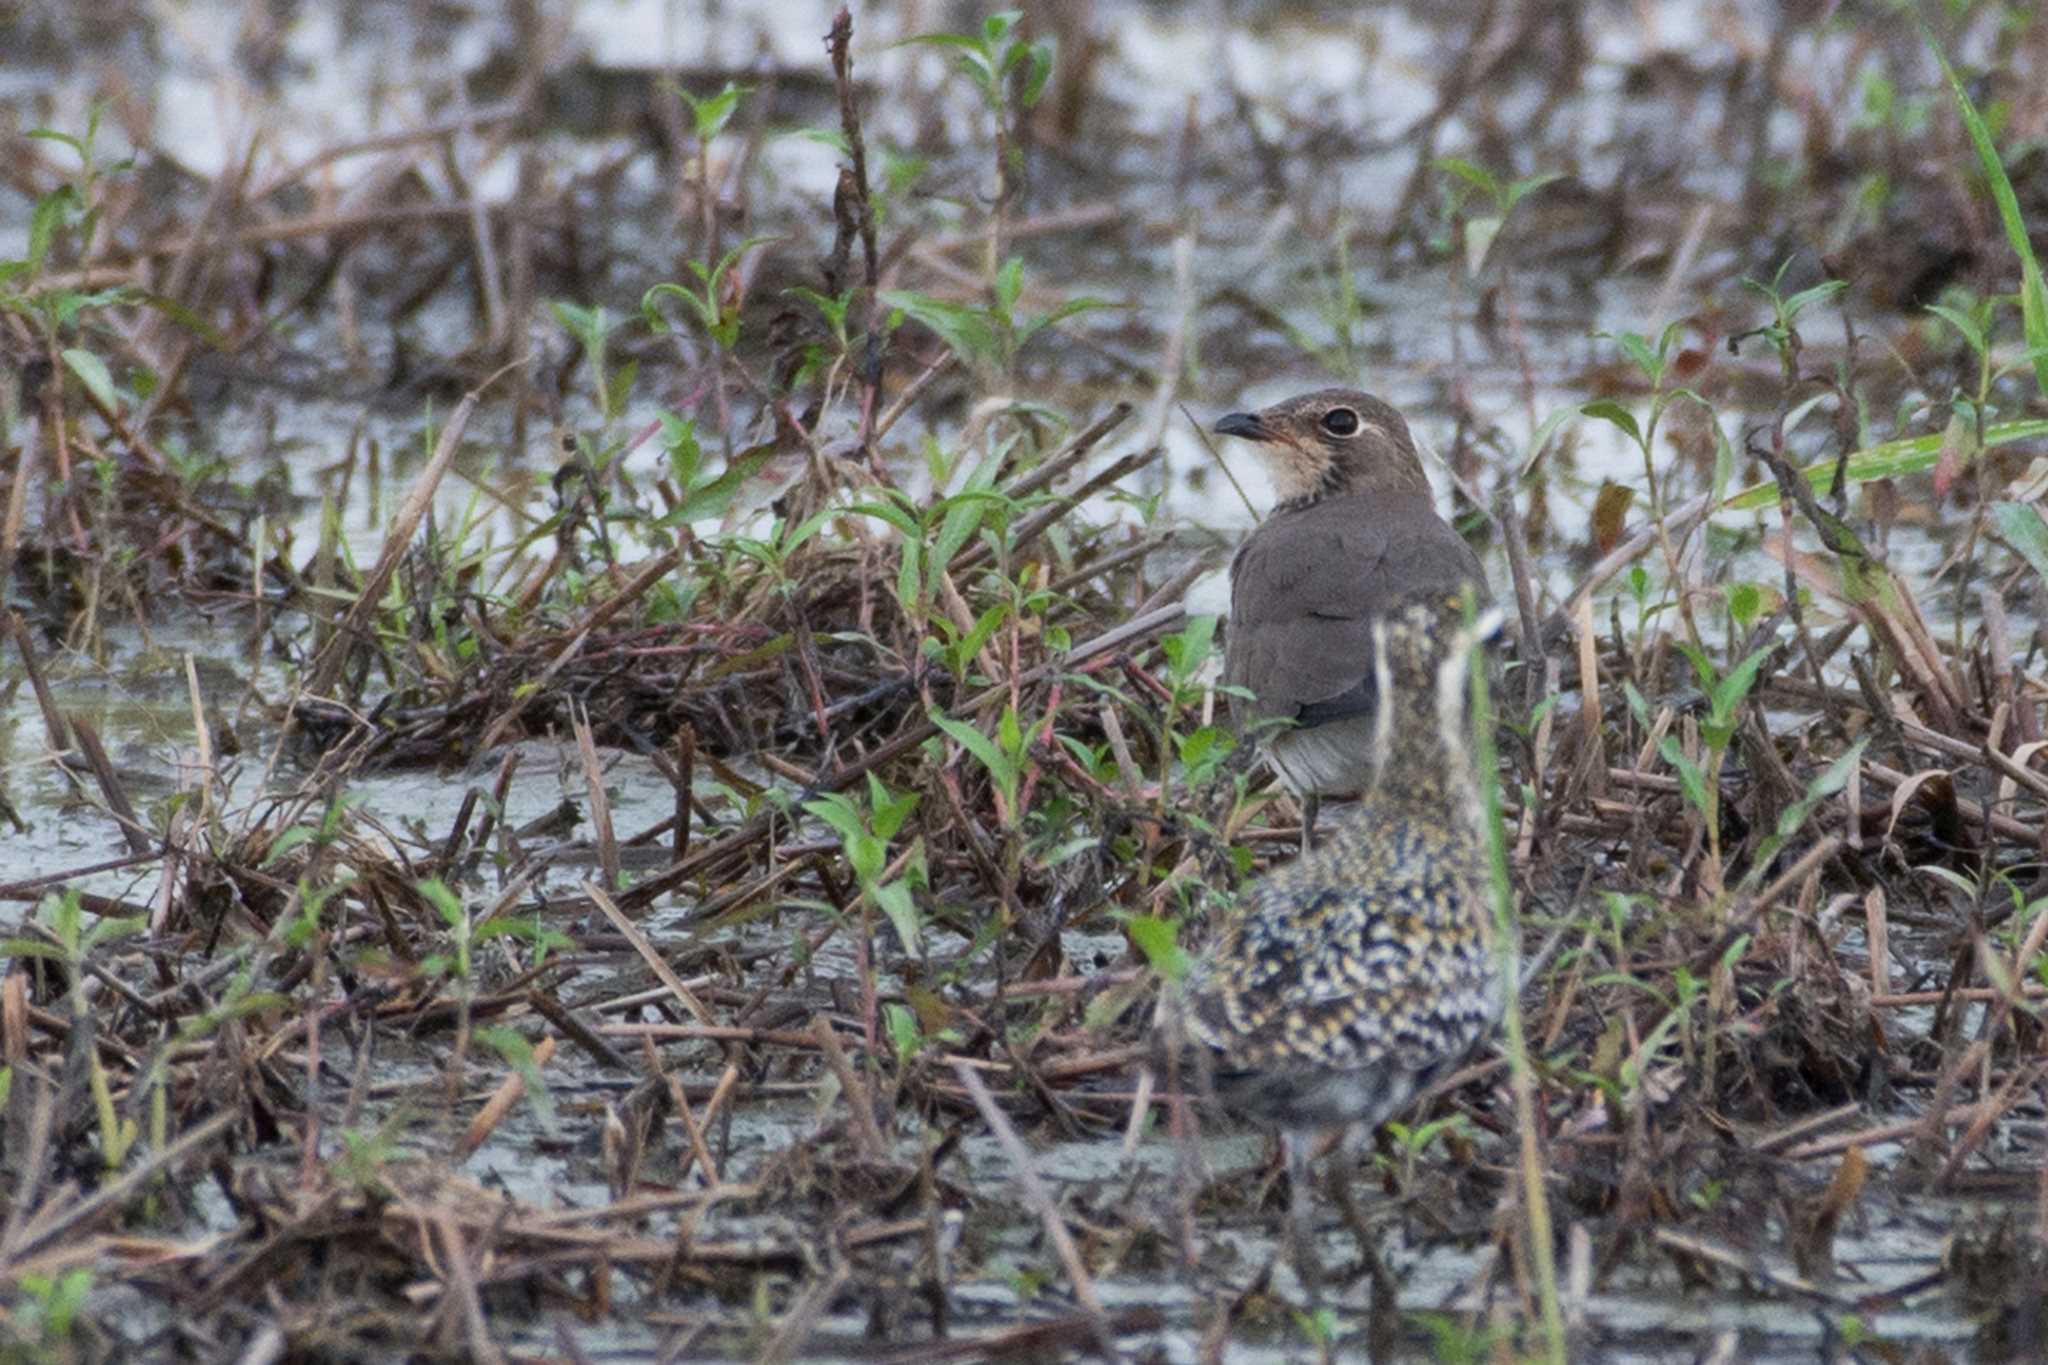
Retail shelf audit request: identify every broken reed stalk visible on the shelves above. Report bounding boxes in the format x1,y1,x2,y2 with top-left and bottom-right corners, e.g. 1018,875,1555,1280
573,704,620,891
461,1035,556,1157
586,881,714,1025
826,5,886,445
305,389,479,697
812,1013,888,1160
0,442,34,606
950,1061,1116,1356
472,543,684,754
615,601,1186,910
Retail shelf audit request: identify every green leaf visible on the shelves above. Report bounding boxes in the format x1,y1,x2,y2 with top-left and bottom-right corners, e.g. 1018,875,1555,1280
602,357,638,421
679,80,748,144
1126,912,1188,983
1037,835,1099,868
898,537,923,615
261,825,318,867
793,126,852,158
1743,737,1869,887
866,772,920,841
550,299,617,352
121,287,222,346
1727,581,1763,630
1517,403,1583,477
205,990,293,1021
846,831,885,883
786,285,851,336
79,914,145,955
26,127,88,158
848,496,922,538
1610,330,1661,384
641,280,714,332
1658,736,1710,816
1723,419,2048,510
897,31,986,55
1058,734,1105,773
704,234,780,293
46,285,121,332
928,707,1019,804
1580,399,1644,449
1015,38,1055,108
660,411,703,486
1928,30,2048,401
60,347,116,409
417,878,465,929
1161,614,1218,684
804,793,866,845
1460,215,1501,276
476,1026,557,1128
884,1002,921,1061
1709,420,1737,506
1622,680,1653,730
1917,863,1980,901
873,879,922,956
474,917,575,954
779,506,834,556
953,602,1011,671
1501,170,1566,213
1709,645,1774,726
1434,157,1502,206
983,10,1022,44
1783,279,1849,321
1014,295,1114,348
666,445,775,525
26,184,81,275
1175,726,1218,771
928,494,987,576
1925,301,1987,355
993,256,1024,317
1993,500,2048,584
879,289,999,366
1673,639,1716,695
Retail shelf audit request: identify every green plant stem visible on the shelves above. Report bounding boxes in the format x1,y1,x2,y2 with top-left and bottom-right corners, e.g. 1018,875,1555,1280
1639,401,1705,655
1702,738,1725,895
1470,624,1566,1361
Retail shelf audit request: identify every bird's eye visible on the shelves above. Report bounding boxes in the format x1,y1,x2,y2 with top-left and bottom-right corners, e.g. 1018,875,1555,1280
1320,407,1360,436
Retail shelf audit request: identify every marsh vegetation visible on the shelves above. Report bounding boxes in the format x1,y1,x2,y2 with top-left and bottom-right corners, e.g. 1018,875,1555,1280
1,2,2046,1360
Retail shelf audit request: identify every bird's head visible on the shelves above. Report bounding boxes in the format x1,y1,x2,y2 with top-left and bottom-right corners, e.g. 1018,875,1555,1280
1364,597,1504,793
1213,388,1430,506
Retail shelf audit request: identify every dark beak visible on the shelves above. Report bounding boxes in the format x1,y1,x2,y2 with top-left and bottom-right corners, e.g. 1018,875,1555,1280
1213,411,1271,441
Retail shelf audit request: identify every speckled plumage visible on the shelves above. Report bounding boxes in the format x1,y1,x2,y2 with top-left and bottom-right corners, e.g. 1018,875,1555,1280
1168,600,1505,1140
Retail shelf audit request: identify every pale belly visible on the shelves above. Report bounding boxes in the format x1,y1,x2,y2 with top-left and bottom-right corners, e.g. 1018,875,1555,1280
1266,716,1378,798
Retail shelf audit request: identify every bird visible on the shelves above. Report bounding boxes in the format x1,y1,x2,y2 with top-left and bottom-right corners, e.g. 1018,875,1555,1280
1159,599,1506,1292
1215,388,1488,848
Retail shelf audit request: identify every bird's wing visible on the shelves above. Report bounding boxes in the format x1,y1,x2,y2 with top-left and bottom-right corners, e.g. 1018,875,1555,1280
1224,494,1484,724
1183,875,1494,1075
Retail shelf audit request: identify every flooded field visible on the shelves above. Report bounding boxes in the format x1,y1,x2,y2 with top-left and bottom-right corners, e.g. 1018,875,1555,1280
3,0,2047,1360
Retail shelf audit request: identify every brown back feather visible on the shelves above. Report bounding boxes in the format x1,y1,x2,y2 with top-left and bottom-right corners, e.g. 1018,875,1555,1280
1224,491,1485,726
